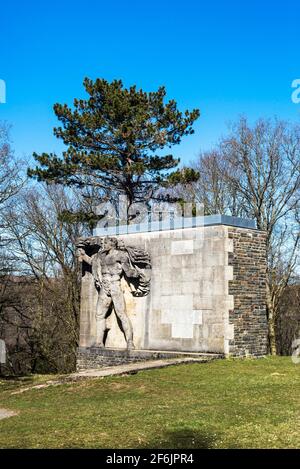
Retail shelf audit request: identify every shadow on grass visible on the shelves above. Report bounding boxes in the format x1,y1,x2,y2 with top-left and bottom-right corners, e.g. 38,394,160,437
0,375,38,393
140,428,217,449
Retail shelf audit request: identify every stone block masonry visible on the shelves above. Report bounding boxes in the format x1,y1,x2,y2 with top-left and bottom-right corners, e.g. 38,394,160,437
228,228,268,356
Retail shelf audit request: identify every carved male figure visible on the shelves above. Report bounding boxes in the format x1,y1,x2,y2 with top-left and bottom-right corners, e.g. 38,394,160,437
77,237,150,350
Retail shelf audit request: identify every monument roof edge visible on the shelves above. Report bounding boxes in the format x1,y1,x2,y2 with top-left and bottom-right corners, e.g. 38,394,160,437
88,214,258,238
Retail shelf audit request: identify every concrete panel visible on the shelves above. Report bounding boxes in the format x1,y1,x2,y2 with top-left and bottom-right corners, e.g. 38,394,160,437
171,240,194,255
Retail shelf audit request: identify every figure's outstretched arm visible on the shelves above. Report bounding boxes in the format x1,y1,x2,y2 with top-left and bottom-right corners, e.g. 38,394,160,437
76,248,93,265
92,254,102,288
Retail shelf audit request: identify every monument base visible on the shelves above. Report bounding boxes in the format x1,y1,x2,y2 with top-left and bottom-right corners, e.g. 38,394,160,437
76,346,223,371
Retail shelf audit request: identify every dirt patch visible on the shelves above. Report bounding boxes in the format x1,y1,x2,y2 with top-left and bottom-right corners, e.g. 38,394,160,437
0,408,18,420
107,382,132,390
10,381,62,395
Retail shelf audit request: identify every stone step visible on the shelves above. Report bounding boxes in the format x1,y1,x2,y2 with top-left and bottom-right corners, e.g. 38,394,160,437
74,355,223,379
77,347,224,372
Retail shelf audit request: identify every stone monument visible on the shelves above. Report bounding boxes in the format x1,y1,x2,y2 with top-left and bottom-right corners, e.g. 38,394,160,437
77,215,268,369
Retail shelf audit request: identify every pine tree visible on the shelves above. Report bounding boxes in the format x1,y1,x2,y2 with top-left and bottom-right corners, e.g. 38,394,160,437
29,78,200,219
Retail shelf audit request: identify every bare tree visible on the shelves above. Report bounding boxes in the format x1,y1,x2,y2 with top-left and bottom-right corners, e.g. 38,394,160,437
0,122,25,276
191,150,246,215
2,184,88,373
0,123,24,209
193,117,300,354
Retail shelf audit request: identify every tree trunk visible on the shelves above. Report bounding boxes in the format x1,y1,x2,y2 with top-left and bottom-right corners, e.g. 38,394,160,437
267,308,277,355
266,283,277,355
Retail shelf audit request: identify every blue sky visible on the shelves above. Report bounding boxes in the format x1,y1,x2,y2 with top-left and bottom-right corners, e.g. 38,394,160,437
1,0,300,165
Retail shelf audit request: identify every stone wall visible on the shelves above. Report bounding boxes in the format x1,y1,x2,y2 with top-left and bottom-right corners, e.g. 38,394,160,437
228,228,268,356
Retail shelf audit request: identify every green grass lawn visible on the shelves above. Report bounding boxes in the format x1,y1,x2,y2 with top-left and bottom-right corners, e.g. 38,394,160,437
0,357,299,448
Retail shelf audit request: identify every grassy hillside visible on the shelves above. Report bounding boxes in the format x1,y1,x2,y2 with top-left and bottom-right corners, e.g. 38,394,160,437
0,357,299,448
